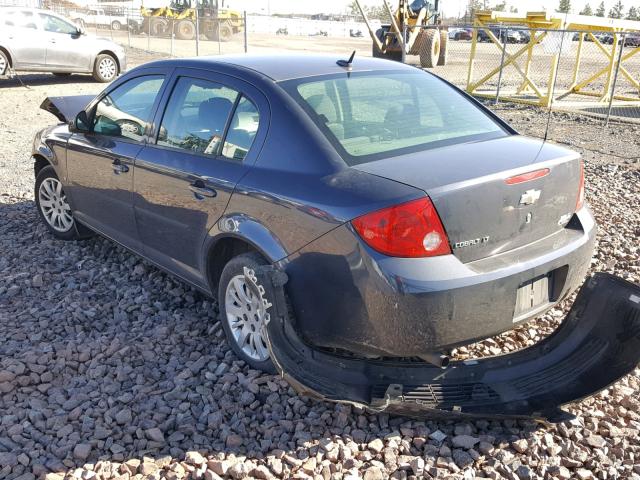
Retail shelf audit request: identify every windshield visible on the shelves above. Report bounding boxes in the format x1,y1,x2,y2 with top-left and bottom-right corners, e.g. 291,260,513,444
282,71,508,165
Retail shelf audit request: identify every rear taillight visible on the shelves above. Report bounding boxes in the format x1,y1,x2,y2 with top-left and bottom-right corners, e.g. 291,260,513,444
351,197,451,257
576,161,585,211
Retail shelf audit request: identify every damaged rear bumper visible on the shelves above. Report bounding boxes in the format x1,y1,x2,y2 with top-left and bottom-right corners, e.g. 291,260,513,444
263,272,640,422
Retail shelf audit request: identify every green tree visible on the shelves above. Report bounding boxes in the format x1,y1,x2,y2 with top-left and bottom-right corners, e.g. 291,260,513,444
609,0,625,18
626,5,639,19
556,0,571,13
595,1,606,16
494,1,507,11
509,5,518,12
579,3,593,15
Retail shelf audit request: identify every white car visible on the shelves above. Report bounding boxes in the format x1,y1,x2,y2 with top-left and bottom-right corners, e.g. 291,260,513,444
0,7,126,82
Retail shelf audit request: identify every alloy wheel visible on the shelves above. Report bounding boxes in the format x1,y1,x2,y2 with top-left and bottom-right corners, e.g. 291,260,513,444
224,274,270,362
98,57,117,81
38,177,74,232
0,55,7,76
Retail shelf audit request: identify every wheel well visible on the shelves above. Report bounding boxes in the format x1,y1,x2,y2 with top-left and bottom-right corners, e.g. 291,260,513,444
33,155,50,178
207,237,258,298
0,47,12,68
97,50,120,71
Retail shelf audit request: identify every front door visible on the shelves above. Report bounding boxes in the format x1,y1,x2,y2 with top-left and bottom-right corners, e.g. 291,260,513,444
134,72,265,285
38,12,92,71
65,73,167,248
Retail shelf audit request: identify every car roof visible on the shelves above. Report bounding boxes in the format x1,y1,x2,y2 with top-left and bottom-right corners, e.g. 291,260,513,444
140,54,419,82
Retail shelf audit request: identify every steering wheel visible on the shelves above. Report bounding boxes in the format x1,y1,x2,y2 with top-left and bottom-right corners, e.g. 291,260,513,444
116,119,143,136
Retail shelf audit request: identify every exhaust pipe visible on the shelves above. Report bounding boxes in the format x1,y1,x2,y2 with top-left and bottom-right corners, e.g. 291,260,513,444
420,352,450,369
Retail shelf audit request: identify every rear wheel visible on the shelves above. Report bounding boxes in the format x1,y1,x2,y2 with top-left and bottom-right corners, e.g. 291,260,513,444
0,50,9,76
175,19,195,40
219,23,233,42
419,29,440,68
111,20,122,31
92,54,118,82
437,29,448,66
218,253,276,373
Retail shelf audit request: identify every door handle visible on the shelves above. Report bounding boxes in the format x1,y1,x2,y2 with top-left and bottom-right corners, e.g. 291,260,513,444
189,181,217,199
112,161,129,174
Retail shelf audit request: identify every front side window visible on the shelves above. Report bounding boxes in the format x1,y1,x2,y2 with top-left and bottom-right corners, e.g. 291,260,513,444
158,77,238,156
92,75,165,141
285,71,507,165
39,13,77,34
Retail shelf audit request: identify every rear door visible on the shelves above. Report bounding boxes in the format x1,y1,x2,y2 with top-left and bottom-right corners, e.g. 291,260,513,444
4,10,47,69
66,70,169,248
39,12,92,71
133,69,268,285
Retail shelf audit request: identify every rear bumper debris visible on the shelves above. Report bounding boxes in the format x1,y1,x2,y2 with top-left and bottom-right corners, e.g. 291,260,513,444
263,272,640,422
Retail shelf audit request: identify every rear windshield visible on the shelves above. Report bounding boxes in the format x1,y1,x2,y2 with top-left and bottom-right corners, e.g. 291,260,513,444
282,71,508,165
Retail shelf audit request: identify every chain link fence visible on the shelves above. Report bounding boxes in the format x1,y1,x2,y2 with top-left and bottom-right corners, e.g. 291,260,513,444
407,25,640,129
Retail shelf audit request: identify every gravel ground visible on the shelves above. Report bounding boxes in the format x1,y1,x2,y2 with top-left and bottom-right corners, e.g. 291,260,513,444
0,48,639,480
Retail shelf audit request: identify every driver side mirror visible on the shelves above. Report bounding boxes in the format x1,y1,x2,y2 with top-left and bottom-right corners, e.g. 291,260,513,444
71,110,92,133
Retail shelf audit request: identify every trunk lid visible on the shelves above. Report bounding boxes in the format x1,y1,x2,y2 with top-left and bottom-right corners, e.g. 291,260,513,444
354,136,582,263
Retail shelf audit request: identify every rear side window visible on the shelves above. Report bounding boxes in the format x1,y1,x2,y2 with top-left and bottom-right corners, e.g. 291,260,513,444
286,71,507,165
222,96,260,161
5,11,38,29
92,75,165,141
158,77,238,157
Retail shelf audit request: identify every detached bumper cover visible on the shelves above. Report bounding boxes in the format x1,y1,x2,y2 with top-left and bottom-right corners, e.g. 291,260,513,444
264,272,640,422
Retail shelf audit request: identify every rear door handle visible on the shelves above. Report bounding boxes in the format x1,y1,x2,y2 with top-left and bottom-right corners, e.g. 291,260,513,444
112,161,129,174
189,181,217,199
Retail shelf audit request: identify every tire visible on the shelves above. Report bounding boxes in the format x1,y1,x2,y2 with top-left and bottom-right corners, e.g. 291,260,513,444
175,19,196,40
92,54,119,82
218,253,277,373
150,17,169,36
218,23,233,42
0,50,9,76
111,20,122,31
437,29,448,66
35,166,80,240
419,29,440,68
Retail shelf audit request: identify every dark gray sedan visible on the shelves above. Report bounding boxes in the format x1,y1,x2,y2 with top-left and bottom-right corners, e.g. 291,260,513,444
32,55,640,420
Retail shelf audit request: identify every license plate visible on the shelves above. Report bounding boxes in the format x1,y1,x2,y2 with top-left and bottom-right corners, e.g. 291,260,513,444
514,274,552,320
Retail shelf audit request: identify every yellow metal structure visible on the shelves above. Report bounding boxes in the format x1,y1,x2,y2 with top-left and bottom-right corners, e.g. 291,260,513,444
466,10,640,108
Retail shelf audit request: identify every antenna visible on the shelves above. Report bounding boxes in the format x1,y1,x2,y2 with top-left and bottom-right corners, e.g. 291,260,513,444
337,50,356,68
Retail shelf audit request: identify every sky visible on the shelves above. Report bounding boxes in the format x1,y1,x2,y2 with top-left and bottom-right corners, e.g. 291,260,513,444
227,0,638,17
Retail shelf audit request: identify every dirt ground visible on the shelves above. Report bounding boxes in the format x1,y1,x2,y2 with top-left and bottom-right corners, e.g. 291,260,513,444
0,46,639,480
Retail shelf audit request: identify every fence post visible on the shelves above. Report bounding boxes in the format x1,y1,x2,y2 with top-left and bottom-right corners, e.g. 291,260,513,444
217,14,221,55
127,9,131,48
170,17,174,57
401,24,407,63
195,6,200,56
495,25,507,105
605,33,626,127
243,11,247,53
147,14,150,51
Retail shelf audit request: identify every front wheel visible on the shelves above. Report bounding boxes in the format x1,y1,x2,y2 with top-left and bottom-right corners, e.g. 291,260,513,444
218,253,277,373
35,166,80,240
111,20,122,31
93,54,119,82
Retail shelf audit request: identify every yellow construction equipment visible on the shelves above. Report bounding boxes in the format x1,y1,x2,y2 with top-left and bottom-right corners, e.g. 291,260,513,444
141,0,243,41
354,0,448,68
467,10,640,108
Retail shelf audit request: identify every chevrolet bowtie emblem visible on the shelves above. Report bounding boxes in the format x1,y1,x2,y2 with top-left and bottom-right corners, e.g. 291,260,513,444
519,189,541,205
